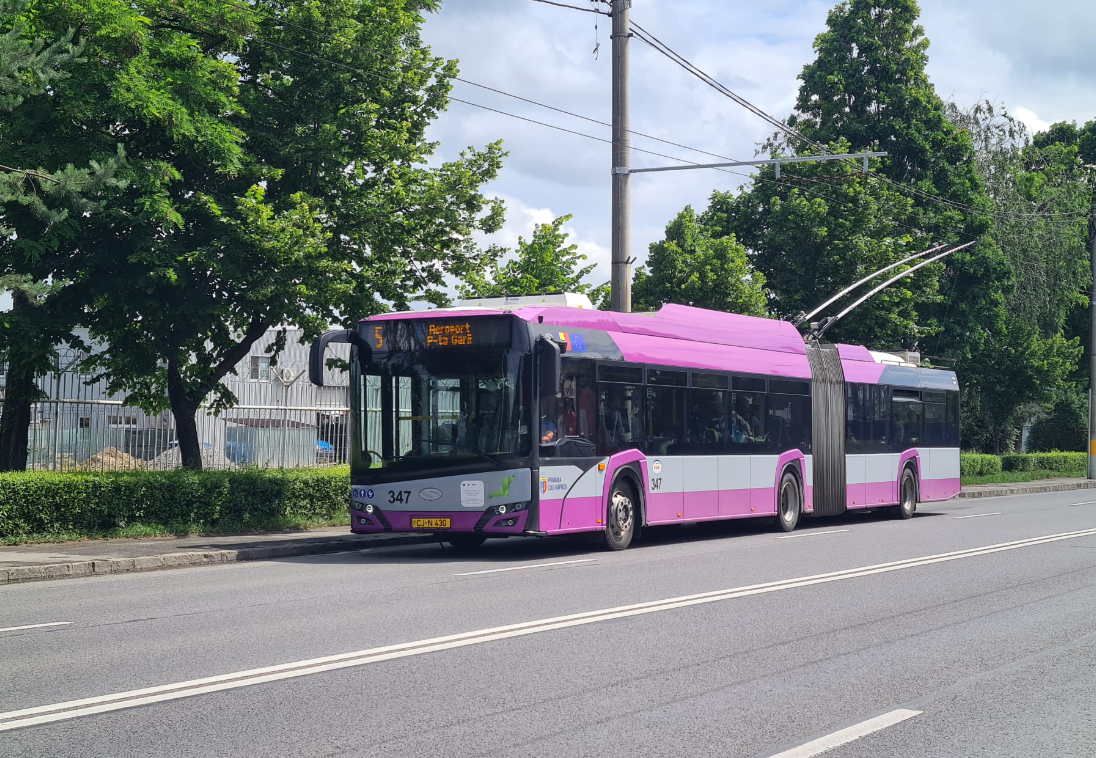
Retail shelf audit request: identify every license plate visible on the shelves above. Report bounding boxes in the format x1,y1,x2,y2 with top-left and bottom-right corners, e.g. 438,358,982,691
411,518,451,530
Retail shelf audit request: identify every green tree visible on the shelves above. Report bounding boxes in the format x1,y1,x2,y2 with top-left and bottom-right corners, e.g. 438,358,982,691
704,155,927,346
1033,120,1096,166
1032,117,1096,388
0,0,125,471
72,0,504,469
631,206,769,316
459,214,605,301
1027,390,1088,453
943,102,1089,450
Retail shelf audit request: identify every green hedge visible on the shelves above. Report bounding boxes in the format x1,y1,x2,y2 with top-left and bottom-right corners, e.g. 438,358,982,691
0,467,350,542
1000,452,1086,473
960,453,1002,477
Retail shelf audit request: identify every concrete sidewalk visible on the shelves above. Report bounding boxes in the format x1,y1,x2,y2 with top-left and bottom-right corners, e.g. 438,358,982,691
0,526,435,585
956,477,1096,499
4,477,1096,585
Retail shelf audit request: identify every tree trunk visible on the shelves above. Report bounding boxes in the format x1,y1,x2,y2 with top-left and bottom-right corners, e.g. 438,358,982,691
166,357,203,471
0,291,39,472
0,354,35,472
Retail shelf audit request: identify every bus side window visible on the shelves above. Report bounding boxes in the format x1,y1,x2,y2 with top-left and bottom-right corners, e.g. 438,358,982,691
597,384,642,456
561,359,597,442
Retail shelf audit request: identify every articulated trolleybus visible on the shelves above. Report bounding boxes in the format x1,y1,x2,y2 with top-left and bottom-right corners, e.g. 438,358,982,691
309,294,960,551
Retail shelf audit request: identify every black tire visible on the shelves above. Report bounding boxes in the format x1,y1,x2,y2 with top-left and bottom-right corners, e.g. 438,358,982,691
445,534,487,551
602,479,637,551
775,470,801,533
895,467,917,519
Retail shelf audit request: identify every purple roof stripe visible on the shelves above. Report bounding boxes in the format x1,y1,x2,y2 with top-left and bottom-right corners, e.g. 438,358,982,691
836,343,874,362
842,361,886,384
612,332,813,379
519,304,808,356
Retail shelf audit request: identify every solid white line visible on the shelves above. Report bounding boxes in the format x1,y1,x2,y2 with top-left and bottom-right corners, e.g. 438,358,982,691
766,709,921,758
0,622,72,634
1069,500,1096,506
776,529,850,540
954,512,1001,519
454,559,596,576
4,528,1096,732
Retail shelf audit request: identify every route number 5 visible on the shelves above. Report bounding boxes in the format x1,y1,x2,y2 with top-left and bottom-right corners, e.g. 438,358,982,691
374,326,384,349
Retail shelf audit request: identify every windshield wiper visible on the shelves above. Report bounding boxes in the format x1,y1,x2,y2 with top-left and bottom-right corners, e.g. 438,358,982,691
418,438,507,469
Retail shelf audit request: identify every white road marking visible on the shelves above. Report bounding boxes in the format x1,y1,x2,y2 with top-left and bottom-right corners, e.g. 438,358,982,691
954,512,1001,519
454,559,595,576
4,528,1096,733
766,709,921,758
776,529,850,540
0,622,72,634
1069,500,1096,507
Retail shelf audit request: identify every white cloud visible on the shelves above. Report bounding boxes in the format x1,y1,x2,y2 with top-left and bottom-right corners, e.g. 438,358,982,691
1013,106,1053,136
474,193,612,286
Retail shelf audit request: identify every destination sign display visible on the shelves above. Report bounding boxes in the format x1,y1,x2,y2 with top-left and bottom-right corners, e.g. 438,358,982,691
368,317,513,352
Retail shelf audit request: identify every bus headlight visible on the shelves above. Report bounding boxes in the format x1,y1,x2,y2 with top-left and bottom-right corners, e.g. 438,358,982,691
498,505,507,514
364,504,374,514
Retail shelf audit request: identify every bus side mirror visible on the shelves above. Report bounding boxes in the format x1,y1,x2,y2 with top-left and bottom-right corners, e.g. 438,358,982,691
536,335,562,400
309,329,369,387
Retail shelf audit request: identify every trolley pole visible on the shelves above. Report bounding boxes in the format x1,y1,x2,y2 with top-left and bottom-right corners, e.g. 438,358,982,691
610,0,632,313
1088,194,1096,478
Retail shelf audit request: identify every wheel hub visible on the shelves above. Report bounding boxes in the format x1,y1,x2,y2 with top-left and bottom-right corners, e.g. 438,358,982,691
611,492,633,536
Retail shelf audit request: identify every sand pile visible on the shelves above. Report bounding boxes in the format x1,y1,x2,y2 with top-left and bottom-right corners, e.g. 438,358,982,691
147,445,233,470
78,447,145,471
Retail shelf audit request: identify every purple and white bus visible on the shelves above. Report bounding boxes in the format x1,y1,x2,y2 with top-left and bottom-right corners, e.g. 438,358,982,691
309,294,960,550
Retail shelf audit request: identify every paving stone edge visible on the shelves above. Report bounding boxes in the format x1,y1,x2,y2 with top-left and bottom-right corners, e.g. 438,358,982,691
0,534,435,586
956,480,1096,499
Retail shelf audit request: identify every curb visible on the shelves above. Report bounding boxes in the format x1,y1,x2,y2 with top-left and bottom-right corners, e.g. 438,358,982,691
957,480,1096,499
0,533,436,586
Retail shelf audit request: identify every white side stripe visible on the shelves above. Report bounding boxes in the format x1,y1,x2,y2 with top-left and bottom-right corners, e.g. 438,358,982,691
765,709,921,758
3,529,1096,732
0,622,72,634
454,559,595,576
776,529,849,540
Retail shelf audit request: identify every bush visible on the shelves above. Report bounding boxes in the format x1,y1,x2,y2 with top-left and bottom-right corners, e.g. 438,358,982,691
1027,392,1087,453
0,467,350,542
999,452,1086,473
960,453,1002,477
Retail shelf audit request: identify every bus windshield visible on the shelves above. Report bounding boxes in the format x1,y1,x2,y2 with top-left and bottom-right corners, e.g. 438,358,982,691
352,348,530,477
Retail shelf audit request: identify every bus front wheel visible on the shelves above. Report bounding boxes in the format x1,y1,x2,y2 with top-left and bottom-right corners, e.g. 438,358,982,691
776,470,801,533
602,480,637,551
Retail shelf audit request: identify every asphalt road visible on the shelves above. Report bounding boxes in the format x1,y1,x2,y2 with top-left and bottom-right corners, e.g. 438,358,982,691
2,490,1096,757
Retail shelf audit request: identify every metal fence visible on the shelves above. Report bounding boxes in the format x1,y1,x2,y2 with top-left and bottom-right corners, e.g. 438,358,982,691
5,353,351,472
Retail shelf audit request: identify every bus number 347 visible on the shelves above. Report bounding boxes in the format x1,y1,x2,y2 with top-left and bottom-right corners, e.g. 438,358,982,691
389,490,411,504
650,478,662,492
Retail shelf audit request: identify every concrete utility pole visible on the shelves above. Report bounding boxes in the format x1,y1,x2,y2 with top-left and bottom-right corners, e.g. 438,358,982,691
610,0,632,313
1088,193,1096,478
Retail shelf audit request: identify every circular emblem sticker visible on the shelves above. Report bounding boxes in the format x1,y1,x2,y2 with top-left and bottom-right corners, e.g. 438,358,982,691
652,460,663,475
366,489,375,500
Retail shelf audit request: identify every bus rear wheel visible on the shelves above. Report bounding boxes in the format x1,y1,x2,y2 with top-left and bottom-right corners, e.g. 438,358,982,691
776,471,801,533
602,480,636,551
895,468,917,520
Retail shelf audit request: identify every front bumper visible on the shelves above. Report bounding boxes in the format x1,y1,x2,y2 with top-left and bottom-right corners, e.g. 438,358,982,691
350,505,530,535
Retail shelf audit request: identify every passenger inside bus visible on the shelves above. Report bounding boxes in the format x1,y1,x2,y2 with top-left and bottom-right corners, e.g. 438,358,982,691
731,397,753,443
539,398,559,443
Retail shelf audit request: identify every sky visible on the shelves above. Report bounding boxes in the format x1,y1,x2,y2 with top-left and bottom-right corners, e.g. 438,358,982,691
3,0,1091,313
420,0,1096,292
